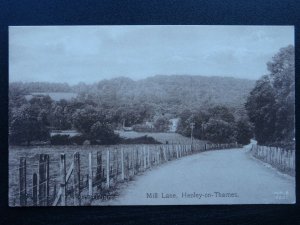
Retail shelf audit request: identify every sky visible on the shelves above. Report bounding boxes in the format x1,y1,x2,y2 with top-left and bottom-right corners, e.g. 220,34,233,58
9,25,294,84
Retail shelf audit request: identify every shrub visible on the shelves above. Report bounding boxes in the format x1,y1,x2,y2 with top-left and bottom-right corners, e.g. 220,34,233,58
120,135,161,144
90,121,120,145
50,135,70,145
154,117,170,132
69,135,86,145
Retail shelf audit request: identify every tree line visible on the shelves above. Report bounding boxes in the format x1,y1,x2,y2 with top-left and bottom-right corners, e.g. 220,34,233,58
172,45,295,148
176,106,252,145
9,45,294,148
8,89,172,145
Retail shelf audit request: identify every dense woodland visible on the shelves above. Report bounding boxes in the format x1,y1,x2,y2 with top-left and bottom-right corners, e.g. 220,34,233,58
9,45,295,149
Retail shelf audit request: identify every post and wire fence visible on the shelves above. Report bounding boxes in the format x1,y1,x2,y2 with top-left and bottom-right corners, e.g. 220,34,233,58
10,142,242,206
250,144,295,176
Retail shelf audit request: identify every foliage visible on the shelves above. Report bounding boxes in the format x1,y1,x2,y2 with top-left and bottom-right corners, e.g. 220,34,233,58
208,106,235,123
50,135,70,145
245,76,276,144
120,135,161,144
69,135,86,145
9,81,72,93
154,117,170,132
235,119,253,145
204,118,236,144
176,109,193,137
89,121,119,145
50,134,87,145
245,45,295,145
177,105,253,144
9,103,50,145
9,75,257,146
72,106,106,135
10,75,255,116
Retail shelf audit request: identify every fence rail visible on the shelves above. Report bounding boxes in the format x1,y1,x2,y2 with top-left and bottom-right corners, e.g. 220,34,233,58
10,142,242,206
250,144,295,176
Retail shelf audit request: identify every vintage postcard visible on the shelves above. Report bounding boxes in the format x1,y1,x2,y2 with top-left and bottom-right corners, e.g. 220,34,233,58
8,25,295,206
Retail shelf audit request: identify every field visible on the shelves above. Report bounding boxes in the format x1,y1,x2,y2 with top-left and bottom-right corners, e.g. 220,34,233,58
9,145,100,206
9,144,155,206
9,132,209,206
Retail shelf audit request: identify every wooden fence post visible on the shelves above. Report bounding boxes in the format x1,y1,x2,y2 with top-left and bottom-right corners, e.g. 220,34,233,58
88,152,93,196
73,152,81,206
147,146,151,168
276,148,279,165
121,148,125,180
287,150,290,171
135,148,139,173
283,150,287,171
19,157,27,206
52,180,57,204
32,173,38,206
60,153,66,206
96,151,102,190
180,145,182,157
163,146,167,161
132,148,136,174
106,149,110,188
292,151,295,170
130,149,134,177
291,151,295,170
39,154,49,206
143,146,147,170
130,149,133,176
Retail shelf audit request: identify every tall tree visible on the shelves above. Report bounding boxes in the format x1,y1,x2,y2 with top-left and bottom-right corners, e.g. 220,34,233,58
245,76,276,144
235,118,253,145
72,106,106,135
154,116,170,132
9,103,50,145
268,45,295,142
246,45,295,145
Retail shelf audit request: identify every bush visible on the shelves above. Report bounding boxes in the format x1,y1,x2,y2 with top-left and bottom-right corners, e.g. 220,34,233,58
236,119,253,145
69,135,86,145
154,117,170,132
90,121,120,145
50,135,70,145
120,135,161,144
51,134,88,145
205,119,236,144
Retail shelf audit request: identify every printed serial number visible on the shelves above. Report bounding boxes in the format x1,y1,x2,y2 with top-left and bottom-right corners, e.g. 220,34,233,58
274,191,289,200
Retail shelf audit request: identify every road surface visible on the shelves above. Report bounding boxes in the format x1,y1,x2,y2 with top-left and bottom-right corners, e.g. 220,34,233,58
98,144,295,205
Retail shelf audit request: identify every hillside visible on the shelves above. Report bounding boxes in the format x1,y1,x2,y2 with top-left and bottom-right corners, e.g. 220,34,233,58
81,75,256,113
10,75,256,114
140,75,255,108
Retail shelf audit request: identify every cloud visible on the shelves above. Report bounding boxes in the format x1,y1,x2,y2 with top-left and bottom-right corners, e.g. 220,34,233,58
9,25,294,84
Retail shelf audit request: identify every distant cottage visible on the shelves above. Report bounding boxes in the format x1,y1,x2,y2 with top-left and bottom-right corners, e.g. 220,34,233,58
145,121,154,129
